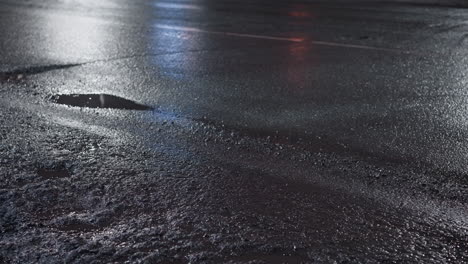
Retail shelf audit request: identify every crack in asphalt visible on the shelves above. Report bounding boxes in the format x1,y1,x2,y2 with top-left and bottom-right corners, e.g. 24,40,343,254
0,42,430,81
80,45,285,65
84,49,217,64
0,63,82,81
0,63,82,75
0,49,241,80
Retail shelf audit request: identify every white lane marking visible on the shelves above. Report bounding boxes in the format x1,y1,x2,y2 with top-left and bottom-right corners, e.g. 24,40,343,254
309,40,402,52
155,24,405,52
154,24,304,42
154,3,202,10
222,32,305,42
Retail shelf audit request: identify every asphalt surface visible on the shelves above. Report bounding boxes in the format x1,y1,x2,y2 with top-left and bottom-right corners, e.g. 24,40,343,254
1,0,468,263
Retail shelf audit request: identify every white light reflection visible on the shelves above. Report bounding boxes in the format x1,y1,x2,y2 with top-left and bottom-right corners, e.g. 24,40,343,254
154,2,203,10
150,4,208,80
39,13,115,62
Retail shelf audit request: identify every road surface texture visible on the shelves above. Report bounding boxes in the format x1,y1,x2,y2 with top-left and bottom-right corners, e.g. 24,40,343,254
1,0,468,263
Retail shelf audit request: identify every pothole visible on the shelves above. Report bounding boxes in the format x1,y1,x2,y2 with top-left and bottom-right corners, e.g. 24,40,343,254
50,94,153,110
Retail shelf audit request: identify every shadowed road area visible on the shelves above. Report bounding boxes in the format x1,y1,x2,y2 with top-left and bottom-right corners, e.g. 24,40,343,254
1,0,468,263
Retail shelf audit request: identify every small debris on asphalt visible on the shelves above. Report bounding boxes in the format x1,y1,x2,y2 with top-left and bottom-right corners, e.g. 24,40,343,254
37,168,70,179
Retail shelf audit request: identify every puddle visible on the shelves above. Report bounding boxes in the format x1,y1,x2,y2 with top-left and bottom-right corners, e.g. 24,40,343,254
38,168,70,179
51,94,153,110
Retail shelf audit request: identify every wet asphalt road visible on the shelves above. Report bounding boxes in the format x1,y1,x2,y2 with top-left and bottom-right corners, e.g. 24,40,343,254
1,0,468,263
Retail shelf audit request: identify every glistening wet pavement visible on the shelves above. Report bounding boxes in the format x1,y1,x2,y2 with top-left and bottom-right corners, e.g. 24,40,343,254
1,0,468,263
1,95,467,263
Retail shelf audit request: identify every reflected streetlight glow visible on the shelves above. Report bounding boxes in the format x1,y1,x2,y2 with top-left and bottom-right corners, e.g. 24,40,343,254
154,2,203,10
39,13,114,62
